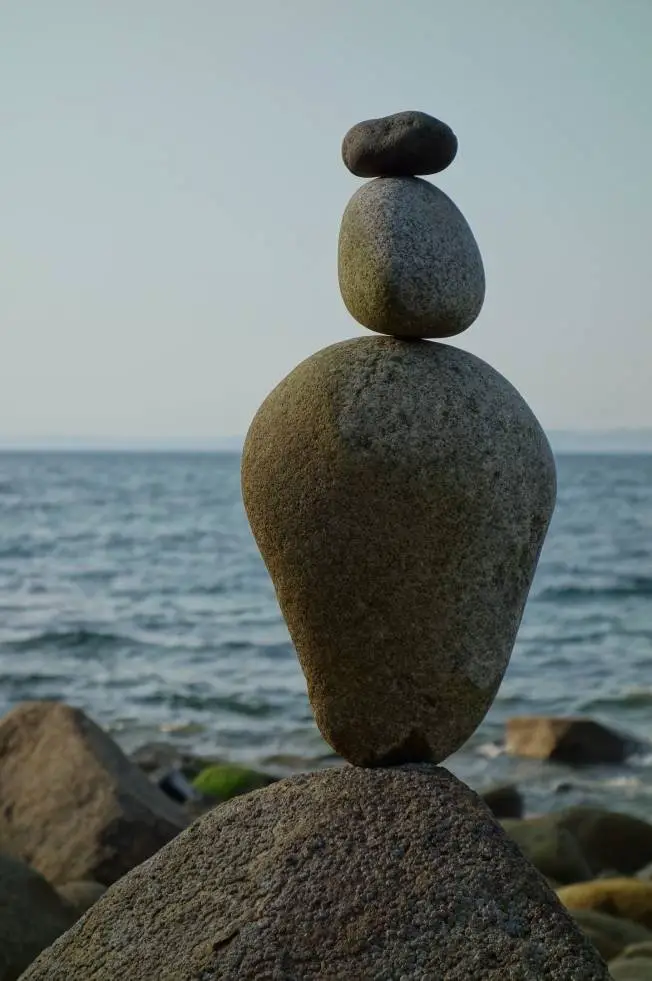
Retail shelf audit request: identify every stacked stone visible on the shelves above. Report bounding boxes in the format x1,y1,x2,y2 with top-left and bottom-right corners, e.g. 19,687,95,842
339,110,485,338
23,114,609,981
242,109,557,770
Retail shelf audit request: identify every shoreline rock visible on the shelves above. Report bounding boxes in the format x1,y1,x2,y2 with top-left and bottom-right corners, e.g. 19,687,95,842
506,715,637,765
19,766,610,980
0,701,187,886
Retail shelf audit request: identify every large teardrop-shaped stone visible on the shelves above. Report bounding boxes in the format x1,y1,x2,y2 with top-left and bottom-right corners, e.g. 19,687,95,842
242,337,556,767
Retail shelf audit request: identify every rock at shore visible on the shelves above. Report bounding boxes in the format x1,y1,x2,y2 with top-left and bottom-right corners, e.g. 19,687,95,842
338,177,485,337
54,881,106,919
554,807,652,877
341,110,458,177
191,763,276,801
0,853,74,981
506,715,634,764
570,909,652,962
0,701,187,886
501,817,593,884
242,337,556,767
480,782,524,819
609,957,652,979
19,766,609,980
558,878,652,930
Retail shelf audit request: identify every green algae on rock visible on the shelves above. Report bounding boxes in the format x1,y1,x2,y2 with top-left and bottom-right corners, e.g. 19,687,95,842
191,763,276,801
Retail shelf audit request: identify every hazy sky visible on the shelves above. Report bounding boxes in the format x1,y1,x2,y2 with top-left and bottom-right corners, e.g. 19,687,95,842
2,0,651,442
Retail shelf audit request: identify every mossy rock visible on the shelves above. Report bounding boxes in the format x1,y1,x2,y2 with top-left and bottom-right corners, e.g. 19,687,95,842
558,878,652,930
191,764,276,802
570,909,652,961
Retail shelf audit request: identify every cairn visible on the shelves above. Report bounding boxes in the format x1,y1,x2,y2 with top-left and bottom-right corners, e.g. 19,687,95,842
23,113,610,981
242,109,557,768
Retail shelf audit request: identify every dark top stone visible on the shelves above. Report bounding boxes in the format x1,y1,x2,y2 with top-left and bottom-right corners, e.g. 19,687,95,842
342,110,457,177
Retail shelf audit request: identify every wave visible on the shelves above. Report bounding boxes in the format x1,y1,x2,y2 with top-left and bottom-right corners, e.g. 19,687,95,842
3,628,131,655
582,689,652,711
136,690,277,717
537,575,652,602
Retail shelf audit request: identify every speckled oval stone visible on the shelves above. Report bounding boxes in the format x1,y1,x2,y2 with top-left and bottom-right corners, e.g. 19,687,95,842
338,177,485,338
242,337,557,767
342,110,457,177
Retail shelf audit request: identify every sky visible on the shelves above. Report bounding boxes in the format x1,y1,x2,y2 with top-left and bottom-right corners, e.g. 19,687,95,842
1,0,651,444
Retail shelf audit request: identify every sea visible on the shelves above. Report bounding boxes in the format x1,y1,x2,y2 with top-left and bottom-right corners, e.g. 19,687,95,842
1,451,651,819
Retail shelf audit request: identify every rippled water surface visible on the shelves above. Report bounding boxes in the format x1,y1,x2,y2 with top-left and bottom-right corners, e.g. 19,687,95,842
1,451,651,816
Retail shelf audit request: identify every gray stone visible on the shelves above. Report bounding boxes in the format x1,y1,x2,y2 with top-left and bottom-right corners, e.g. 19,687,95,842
19,766,610,980
570,910,652,962
480,782,524,819
0,701,187,886
607,957,652,979
338,177,485,337
504,807,652,878
242,336,556,766
0,852,74,981
342,110,457,177
501,817,593,884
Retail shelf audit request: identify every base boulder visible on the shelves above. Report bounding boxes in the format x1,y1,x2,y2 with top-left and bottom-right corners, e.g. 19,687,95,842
21,766,608,980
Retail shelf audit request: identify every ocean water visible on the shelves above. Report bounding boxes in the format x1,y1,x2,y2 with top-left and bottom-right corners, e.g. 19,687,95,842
0,451,651,818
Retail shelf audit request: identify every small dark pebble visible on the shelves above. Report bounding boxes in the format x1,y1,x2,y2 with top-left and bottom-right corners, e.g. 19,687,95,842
342,110,457,178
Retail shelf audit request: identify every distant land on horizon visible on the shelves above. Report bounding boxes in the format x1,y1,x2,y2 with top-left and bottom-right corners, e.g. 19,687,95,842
1,430,652,454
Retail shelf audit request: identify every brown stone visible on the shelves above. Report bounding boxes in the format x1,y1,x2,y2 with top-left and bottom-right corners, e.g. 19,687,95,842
0,852,74,980
506,715,632,764
0,701,187,886
558,879,652,930
242,337,556,766
20,766,609,980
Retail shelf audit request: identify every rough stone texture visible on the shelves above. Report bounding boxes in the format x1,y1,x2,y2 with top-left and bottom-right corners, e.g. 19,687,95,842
0,853,74,981
570,909,652,961
55,882,107,919
242,337,556,766
506,716,633,764
342,110,458,177
0,701,187,886
558,879,652,929
338,177,485,338
501,818,593,885
20,766,609,980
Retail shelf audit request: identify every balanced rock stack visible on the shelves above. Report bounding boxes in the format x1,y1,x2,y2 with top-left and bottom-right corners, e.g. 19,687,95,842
243,110,556,769
23,114,609,979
